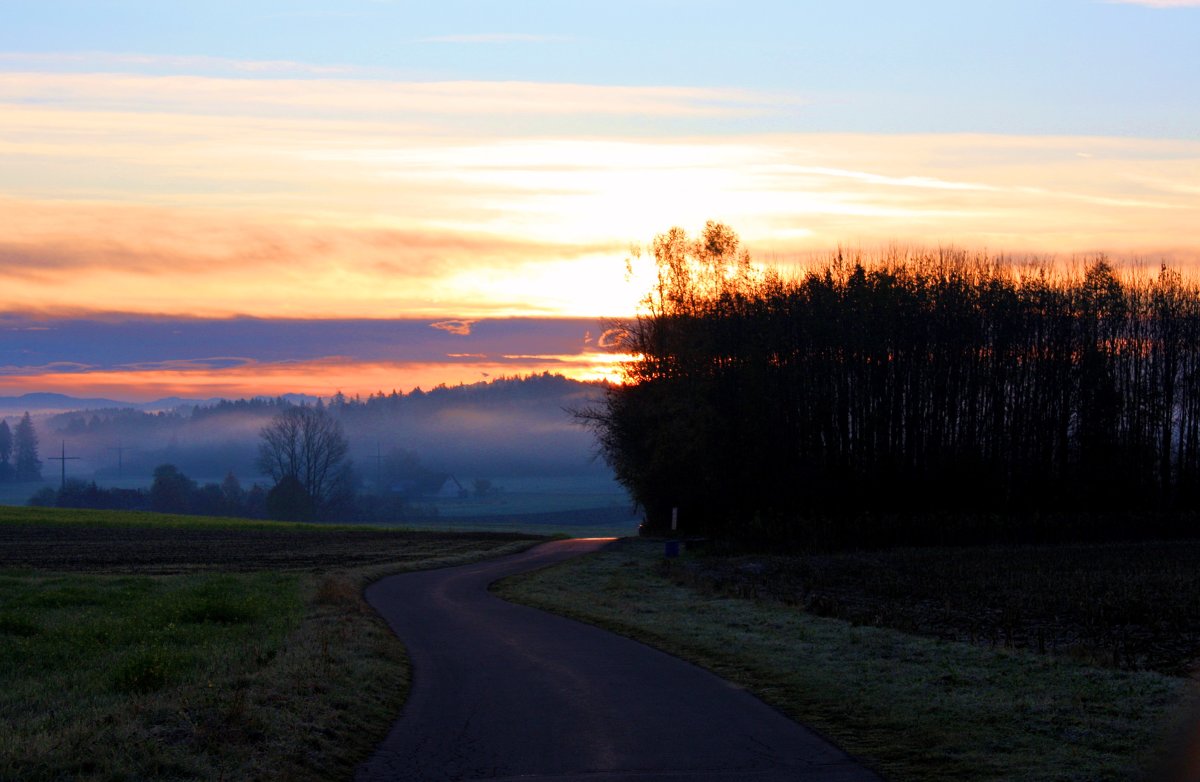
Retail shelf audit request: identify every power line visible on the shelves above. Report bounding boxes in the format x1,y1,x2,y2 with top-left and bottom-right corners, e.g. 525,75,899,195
368,441,385,494
107,441,129,477
47,441,81,490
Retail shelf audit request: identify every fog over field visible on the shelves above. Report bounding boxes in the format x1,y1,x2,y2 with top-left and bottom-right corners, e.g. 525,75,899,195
0,375,634,530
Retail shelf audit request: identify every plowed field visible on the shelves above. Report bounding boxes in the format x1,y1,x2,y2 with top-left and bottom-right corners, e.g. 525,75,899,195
0,524,533,573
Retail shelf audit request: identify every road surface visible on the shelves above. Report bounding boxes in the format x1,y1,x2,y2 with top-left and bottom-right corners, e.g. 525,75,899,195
357,538,881,781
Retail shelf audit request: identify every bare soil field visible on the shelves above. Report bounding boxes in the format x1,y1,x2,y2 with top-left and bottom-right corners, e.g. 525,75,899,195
0,523,534,573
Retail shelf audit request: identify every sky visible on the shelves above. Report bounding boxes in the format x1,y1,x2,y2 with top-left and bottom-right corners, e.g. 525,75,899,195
1,0,1198,401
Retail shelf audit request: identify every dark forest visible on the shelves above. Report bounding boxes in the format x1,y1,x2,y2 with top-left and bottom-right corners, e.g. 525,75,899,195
587,223,1200,546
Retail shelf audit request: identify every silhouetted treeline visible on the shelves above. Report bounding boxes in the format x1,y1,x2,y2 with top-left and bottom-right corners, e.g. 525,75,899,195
30,466,269,518
586,222,1200,545
328,372,600,419
29,462,421,523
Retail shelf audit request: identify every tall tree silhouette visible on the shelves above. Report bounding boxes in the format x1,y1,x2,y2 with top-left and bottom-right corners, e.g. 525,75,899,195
585,224,1200,544
0,419,11,482
13,412,41,482
257,405,351,518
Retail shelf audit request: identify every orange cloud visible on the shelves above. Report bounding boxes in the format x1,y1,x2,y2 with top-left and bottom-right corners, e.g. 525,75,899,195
1,60,1198,323
0,356,623,403
430,320,476,336
0,198,622,317
0,71,785,120
597,328,631,349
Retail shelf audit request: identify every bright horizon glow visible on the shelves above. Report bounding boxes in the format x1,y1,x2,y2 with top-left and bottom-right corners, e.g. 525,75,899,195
0,355,631,403
0,315,633,402
1,2,1197,399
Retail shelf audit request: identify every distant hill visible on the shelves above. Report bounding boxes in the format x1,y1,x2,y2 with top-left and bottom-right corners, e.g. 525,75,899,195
148,393,322,411
0,393,134,414
0,392,322,416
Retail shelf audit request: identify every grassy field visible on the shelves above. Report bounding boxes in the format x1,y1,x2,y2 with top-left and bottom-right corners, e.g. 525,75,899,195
0,480,55,508
399,475,641,537
0,506,542,781
401,507,639,539
660,540,1200,676
0,504,379,531
497,538,1199,782
0,485,641,538
422,490,630,517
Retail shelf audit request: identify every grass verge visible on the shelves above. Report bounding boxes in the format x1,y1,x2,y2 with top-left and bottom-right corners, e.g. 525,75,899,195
496,538,1197,782
659,540,1200,675
1,506,541,781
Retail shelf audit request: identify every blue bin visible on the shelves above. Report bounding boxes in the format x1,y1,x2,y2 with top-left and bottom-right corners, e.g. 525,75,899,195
664,540,680,558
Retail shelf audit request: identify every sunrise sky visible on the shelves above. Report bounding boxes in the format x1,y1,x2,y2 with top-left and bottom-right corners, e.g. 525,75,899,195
2,0,1198,401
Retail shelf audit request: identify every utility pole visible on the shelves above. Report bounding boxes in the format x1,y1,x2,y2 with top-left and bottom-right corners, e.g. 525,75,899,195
362,443,386,491
47,441,81,490
369,438,388,494
108,441,129,478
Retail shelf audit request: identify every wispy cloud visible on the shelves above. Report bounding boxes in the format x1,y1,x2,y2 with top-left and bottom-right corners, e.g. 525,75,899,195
0,314,604,365
1,55,1198,324
0,361,95,376
0,51,358,76
3,130,1199,319
416,33,570,44
0,71,782,119
0,191,626,317
118,358,258,372
597,329,631,349
0,315,616,399
431,320,476,336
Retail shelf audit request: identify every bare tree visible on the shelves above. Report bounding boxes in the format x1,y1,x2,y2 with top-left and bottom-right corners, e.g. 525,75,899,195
257,406,350,513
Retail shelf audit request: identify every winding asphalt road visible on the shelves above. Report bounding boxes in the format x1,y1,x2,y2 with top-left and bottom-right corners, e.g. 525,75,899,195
356,539,881,781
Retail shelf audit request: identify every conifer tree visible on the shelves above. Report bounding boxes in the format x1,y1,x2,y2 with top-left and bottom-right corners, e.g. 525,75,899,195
0,419,12,482
13,412,42,482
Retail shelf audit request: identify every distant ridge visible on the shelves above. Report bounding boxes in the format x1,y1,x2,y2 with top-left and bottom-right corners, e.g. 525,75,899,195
0,391,328,415
0,392,133,412
0,376,592,417
0,392,224,414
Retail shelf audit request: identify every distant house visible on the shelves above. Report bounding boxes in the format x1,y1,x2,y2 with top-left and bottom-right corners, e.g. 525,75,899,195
434,475,469,499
